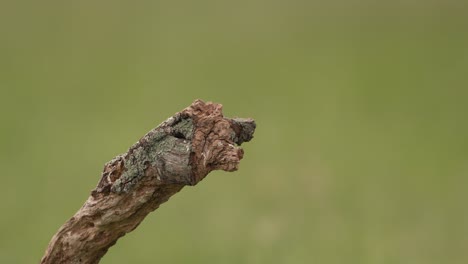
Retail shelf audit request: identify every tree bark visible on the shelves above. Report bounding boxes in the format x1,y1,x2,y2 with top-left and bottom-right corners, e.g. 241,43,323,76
40,100,256,264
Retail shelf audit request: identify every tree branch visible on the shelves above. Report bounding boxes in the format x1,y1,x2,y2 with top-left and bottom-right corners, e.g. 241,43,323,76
40,100,256,264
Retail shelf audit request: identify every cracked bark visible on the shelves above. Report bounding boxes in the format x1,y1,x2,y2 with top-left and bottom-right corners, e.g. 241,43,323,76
40,100,256,264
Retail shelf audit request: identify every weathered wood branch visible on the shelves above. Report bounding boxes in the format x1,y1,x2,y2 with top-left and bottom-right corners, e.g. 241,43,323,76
40,100,256,264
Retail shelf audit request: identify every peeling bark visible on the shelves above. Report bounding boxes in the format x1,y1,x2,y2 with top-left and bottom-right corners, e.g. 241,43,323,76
40,100,256,264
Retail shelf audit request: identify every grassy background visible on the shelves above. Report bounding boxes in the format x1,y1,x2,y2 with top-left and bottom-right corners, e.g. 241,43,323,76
1,1,468,263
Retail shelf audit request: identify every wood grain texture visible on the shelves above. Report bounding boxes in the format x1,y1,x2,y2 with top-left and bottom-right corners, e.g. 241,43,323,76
40,100,256,264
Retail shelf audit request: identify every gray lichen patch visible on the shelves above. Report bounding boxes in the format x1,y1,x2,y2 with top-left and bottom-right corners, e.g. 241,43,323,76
111,147,147,193
111,118,194,193
229,118,256,145
172,118,193,140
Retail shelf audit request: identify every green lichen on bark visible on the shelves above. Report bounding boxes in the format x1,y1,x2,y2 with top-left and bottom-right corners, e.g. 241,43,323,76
111,118,194,193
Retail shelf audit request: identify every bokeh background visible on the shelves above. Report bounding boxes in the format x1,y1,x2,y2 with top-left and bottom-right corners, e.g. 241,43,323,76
1,1,468,263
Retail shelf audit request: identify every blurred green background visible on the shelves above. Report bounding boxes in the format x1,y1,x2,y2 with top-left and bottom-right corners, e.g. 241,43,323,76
1,0,468,263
